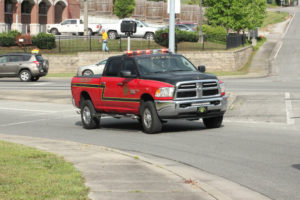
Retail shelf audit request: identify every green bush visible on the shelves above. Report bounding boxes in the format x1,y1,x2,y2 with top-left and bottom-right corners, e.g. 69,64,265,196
0,30,21,46
154,28,199,47
202,25,227,43
32,32,56,49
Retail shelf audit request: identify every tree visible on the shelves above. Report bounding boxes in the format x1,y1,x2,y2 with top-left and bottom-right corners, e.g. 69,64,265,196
113,0,136,19
205,0,266,33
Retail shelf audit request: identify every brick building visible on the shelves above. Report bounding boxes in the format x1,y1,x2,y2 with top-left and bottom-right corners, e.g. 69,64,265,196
0,0,80,34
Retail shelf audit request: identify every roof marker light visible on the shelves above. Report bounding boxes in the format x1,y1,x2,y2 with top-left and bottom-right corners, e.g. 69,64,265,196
161,48,168,53
126,50,133,55
136,50,143,55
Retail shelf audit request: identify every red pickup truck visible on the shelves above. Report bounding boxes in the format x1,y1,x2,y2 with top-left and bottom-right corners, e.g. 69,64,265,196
71,49,228,133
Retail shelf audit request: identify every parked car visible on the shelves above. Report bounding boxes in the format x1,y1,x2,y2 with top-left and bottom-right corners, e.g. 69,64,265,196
77,59,107,76
176,22,198,32
0,52,49,82
47,19,102,36
101,19,159,40
159,24,195,32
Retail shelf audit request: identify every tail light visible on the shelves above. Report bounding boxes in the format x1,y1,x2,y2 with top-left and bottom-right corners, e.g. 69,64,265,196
33,61,40,67
96,25,99,29
219,80,226,96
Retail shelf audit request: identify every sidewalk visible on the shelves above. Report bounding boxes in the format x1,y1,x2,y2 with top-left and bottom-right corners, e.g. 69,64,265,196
0,134,213,200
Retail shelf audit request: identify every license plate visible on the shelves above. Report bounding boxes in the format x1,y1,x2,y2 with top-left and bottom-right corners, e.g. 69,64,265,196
197,107,207,113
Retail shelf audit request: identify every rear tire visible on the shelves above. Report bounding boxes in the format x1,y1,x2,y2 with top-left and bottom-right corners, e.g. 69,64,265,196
50,28,59,35
145,32,154,40
81,100,100,129
203,115,223,129
88,28,93,36
140,101,162,134
108,31,117,40
19,70,32,82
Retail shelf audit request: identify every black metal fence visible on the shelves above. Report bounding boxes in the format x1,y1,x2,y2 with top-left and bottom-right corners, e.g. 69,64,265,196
0,34,248,54
226,34,247,49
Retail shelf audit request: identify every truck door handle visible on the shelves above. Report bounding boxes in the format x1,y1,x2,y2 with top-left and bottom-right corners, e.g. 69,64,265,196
118,82,124,86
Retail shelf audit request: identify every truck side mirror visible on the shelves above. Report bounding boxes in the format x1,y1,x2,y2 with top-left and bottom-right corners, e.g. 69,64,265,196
120,70,137,78
198,65,206,73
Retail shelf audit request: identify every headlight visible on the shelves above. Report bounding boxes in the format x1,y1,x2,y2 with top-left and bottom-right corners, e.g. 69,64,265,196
155,87,174,98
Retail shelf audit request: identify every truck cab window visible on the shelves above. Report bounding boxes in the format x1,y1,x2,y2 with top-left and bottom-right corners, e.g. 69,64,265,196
105,59,122,77
123,59,137,75
61,20,70,25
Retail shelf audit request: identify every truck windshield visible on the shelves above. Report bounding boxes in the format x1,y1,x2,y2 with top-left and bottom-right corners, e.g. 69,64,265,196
135,55,197,75
139,21,149,27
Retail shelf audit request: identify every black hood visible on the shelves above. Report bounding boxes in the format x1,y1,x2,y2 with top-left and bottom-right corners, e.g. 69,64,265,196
141,71,217,85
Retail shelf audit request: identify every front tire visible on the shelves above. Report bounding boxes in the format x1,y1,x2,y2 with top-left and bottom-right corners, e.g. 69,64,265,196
203,115,223,129
81,100,100,129
140,101,162,134
19,70,32,82
83,69,94,76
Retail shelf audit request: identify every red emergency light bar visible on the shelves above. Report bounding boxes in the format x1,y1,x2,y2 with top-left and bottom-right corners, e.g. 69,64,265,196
124,49,170,56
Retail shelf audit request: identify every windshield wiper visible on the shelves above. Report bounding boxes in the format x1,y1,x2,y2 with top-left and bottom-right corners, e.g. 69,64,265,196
169,70,190,72
152,71,167,73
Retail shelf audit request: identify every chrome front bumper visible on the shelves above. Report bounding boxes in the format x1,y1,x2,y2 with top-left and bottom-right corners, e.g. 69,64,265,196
155,96,228,119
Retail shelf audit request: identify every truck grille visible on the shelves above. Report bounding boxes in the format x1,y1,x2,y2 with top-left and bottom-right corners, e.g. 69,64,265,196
175,80,220,100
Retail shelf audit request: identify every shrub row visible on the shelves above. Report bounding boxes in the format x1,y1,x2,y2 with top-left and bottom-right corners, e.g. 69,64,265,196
0,31,55,49
32,33,56,49
0,30,20,46
202,25,227,43
154,28,199,47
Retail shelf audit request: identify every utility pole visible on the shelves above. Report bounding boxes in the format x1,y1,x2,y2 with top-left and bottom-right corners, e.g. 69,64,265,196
169,0,175,53
84,0,88,36
199,0,203,43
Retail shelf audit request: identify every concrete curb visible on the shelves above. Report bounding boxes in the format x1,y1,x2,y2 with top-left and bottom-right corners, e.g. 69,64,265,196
0,134,272,200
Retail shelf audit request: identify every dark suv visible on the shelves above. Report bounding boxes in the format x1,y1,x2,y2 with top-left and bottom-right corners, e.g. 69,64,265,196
0,53,49,81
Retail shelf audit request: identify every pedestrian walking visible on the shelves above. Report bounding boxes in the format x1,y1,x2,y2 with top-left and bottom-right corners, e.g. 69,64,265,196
101,29,109,52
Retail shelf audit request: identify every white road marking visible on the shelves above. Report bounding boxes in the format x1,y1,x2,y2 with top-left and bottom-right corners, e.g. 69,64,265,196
28,82,51,86
0,107,71,113
0,115,78,127
274,41,283,60
285,93,295,125
283,13,295,38
0,119,48,127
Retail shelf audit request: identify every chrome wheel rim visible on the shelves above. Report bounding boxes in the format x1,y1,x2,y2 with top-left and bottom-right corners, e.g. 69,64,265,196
109,32,116,39
20,71,29,81
143,108,152,129
83,106,92,124
146,34,154,40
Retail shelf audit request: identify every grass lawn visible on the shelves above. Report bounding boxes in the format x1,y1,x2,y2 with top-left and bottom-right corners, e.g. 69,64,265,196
46,73,76,77
0,140,90,200
262,11,289,28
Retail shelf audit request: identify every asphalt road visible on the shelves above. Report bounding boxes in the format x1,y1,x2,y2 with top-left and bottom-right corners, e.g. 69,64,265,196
0,100,299,200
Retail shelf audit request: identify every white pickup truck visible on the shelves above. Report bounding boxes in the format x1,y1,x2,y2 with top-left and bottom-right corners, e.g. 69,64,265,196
47,19,102,36
101,19,159,40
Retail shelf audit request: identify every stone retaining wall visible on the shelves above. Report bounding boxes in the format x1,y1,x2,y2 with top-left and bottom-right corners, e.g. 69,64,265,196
44,46,253,74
